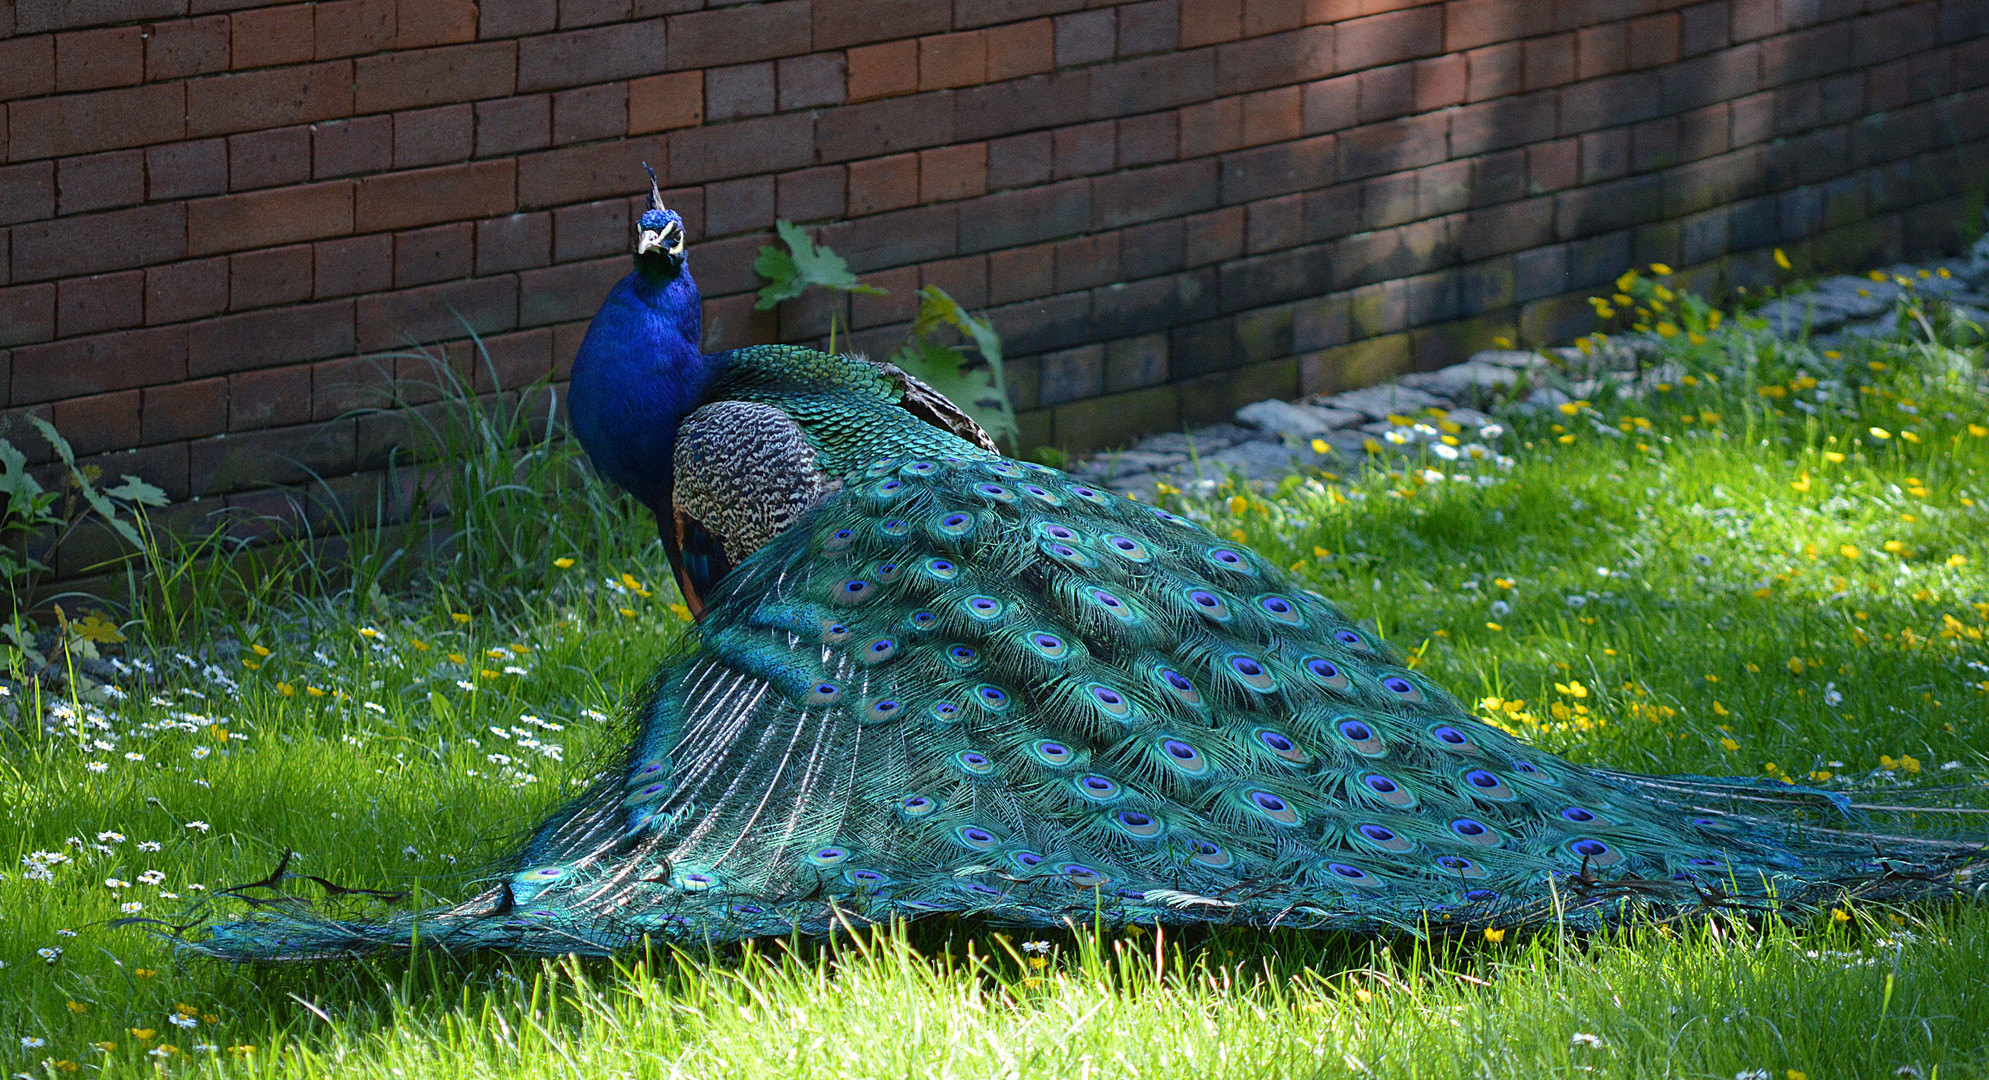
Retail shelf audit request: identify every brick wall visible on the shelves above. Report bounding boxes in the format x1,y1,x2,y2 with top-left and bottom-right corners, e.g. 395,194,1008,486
3,0,1987,584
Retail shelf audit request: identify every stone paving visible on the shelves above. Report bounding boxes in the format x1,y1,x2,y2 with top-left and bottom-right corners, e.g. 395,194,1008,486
1073,237,1989,501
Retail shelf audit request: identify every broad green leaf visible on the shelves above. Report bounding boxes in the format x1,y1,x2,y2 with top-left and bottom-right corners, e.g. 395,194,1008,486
104,475,171,508
754,220,887,310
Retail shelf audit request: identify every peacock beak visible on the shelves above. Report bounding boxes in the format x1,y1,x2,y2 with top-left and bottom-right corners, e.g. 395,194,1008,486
637,220,685,258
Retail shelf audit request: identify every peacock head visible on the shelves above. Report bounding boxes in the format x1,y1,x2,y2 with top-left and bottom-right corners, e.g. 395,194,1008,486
634,162,687,272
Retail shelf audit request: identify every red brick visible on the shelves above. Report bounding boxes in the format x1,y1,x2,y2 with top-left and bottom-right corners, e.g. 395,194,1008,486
920,143,988,202
1095,158,1219,227
516,19,668,93
314,233,395,297
1053,119,1115,177
355,42,518,113
356,277,518,350
399,0,479,48
1183,206,1245,267
1628,12,1681,68
1181,96,1243,156
518,134,667,207
706,62,774,121
1444,0,1556,52
1356,63,1414,122
1217,25,1334,96
673,110,815,178
1182,0,1243,48
1336,7,1442,72
1458,92,1560,165
147,139,229,200
187,62,353,138
1416,53,1466,109
1118,1,1178,57
142,378,228,444
922,31,988,91
57,150,145,215
147,16,230,80
1731,89,1776,143
1464,41,1520,102
1529,137,1580,191
1118,110,1179,165
988,18,1056,81
9,83,184,161
520,254,625,326
229,127,312,191
553,83,628,144
1524,34,1576,90
0,285,57,348
316,0,397,58
189,422,356,496
778,165,847,221
1,163,56,226
355,159,515,232
480,0,557,38
1242,85,1303,144
666,1,809,68
146,258,229,325
1678,101,1730,159
1338,112,1447,179
630,71,703,133
188,299,358,376
51,389,142,456
778,52,846,109
186,182,355,257
56,26,143,91
228,364,313,431
813,0,949,51
12,326,187,404
0,36,55,100
848,264,918,327
1245,0,1304,35
56,271,144,337
987,243,1053,305
233,5,316,69
920,253,988,309
848,153,919,215
314,115,394,178
1054,232,1119,291
231,244,315,310
848,39,919,102
1055,9,1116,67
1854,3,1939,67
1577,127,1630,181
395,104,475,167
475,212,552,273
394,222,475,285
1576,22,1627,80
1301,73,1356,133
14,204,186,282
702,177,772,237
987,130,1052,188
1681,1,1731,56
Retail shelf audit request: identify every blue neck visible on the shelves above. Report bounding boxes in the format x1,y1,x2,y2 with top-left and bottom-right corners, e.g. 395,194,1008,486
569,259,714,515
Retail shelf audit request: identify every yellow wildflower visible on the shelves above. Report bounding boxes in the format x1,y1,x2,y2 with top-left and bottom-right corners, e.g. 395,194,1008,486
1773,248,1790,269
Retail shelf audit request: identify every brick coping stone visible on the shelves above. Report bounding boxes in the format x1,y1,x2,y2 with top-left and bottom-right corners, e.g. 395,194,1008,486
1071,238,1989,502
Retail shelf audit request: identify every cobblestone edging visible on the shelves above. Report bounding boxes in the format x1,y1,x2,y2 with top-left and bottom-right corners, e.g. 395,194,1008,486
1072,236,1989,501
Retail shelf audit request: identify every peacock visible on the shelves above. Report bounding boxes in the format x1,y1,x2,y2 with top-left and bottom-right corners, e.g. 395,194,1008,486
198,176,1984,959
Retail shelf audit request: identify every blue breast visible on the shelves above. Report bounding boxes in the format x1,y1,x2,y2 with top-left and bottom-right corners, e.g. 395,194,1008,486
568,267,712,515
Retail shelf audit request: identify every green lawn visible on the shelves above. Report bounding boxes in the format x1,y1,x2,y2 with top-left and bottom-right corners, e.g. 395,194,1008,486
4,282,1988,1079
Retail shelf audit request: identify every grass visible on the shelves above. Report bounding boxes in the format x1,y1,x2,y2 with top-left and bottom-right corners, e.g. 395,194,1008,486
4,280,1989,1079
